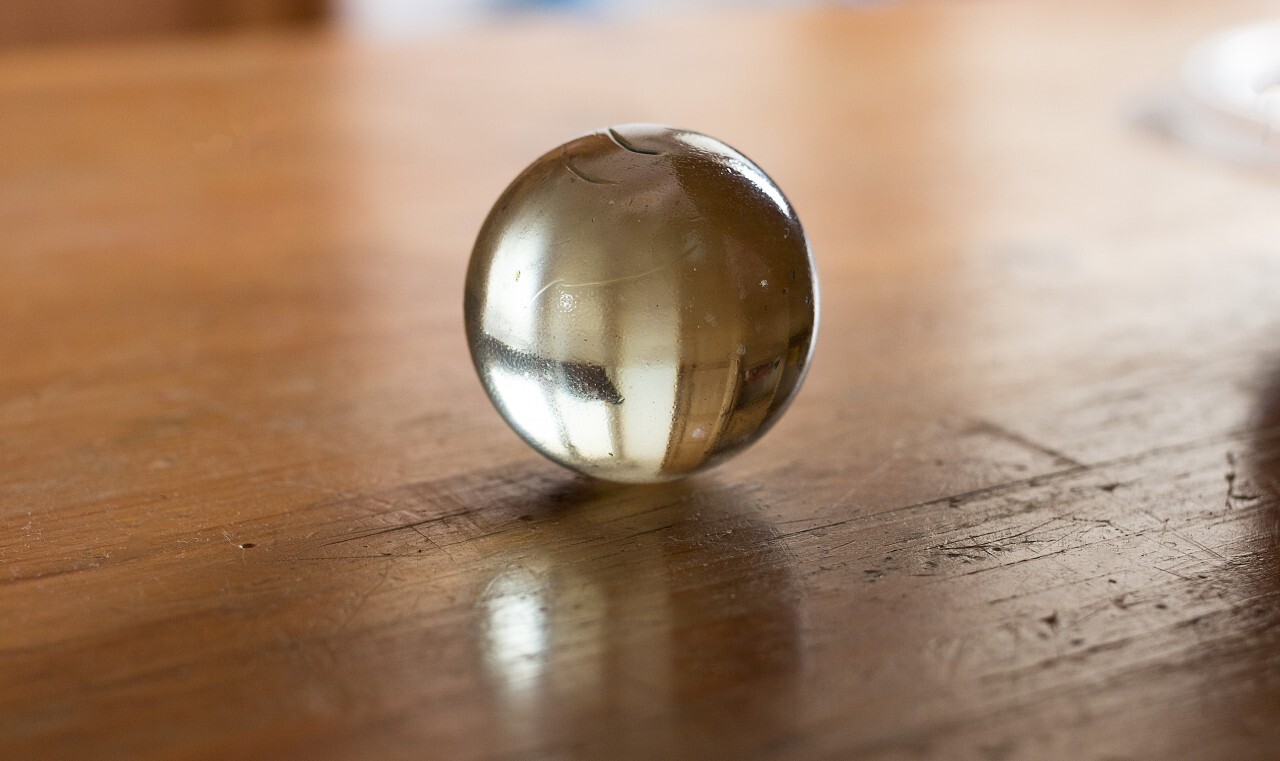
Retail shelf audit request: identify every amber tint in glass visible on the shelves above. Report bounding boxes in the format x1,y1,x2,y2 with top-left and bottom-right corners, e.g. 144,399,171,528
465,124,818,482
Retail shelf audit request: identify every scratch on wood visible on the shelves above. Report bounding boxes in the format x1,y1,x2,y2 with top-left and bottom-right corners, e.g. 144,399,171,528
968,419,1085,468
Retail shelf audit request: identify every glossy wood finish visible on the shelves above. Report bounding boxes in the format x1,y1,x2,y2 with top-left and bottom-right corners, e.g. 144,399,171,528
3,2,1280,759
0,0,326,48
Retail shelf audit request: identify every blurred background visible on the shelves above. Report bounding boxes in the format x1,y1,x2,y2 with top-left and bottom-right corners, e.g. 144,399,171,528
5,0,1272,172
0,0,326,47
0,0,850,47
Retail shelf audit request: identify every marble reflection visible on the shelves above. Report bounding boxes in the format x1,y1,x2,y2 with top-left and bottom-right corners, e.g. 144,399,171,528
473,478,801,758
479,566,554,700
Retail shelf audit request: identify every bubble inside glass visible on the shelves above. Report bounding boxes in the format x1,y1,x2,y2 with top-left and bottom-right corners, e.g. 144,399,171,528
465,124,818,483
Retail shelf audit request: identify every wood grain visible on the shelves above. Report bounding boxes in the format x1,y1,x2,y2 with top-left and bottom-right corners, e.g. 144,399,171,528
3,2,1280,759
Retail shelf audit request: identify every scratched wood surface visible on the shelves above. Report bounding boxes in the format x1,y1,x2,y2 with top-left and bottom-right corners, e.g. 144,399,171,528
4,2,1280,759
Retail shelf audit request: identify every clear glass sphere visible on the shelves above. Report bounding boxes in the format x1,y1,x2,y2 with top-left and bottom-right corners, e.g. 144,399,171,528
465,124,818,483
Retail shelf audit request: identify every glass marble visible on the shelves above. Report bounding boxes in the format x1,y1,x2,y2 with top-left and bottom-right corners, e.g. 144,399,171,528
465,124,818,483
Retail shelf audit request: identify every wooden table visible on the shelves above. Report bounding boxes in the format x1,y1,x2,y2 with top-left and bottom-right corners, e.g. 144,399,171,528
4,2,1280,759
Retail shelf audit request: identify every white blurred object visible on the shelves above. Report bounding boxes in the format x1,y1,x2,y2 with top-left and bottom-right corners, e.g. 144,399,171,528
334,0,860,38
1183,20,1280,139
335,0,485,36
1136,19,1280,171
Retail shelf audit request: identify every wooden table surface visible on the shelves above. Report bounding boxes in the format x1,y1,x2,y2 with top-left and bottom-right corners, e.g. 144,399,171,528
4,2,1280,759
